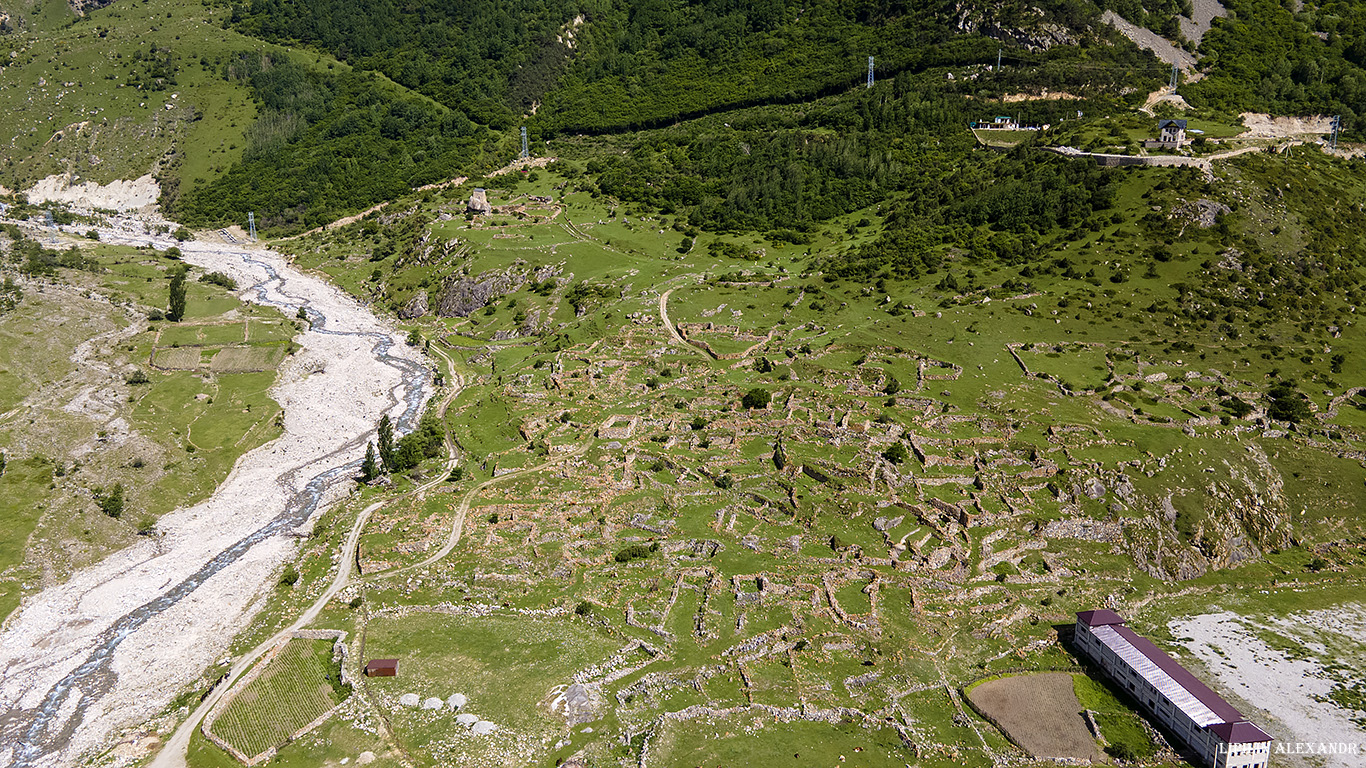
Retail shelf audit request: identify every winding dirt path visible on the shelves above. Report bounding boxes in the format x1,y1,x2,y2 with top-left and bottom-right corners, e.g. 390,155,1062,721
659,287,688,347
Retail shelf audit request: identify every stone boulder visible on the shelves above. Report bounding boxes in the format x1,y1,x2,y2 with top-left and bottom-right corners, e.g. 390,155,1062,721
446,693,468,710
399,693,421,707
467,188,493,215
559,683,603,725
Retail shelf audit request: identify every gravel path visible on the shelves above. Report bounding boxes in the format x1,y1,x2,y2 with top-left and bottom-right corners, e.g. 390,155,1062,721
0,225,430,768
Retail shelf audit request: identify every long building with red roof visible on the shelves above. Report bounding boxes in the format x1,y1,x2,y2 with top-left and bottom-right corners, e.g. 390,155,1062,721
1074,610,1272,768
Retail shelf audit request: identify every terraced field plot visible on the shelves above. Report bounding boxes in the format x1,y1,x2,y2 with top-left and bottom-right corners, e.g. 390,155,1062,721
210,346,287,372
967,672,1102,760
209,638,347,761
153,347,204,370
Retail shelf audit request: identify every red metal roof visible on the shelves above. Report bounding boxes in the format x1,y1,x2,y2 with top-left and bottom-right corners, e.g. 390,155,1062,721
1209,721,1272,744
1113,625,1245,724
1076,609,1126,627
1077,609,1271,745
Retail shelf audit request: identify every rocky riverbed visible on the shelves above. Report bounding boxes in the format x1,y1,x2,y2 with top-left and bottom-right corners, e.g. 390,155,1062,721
0,223,429,768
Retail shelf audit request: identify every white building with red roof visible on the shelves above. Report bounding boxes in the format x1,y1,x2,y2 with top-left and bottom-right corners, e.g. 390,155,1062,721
1074,610,1272,768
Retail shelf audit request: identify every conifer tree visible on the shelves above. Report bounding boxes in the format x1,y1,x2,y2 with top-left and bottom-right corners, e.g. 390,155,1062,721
167,268,187,322
377,414,394,471
360,443,378,482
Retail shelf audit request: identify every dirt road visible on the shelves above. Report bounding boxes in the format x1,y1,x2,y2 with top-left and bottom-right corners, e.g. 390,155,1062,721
0,225,431,768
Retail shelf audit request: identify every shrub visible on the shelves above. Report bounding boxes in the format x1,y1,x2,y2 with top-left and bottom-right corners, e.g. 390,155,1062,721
280,566,300,586
741,388,771,409
94,483,125,518
1105,743,1137,761
614,544,653,563
200,271,238,290
882,443,908,464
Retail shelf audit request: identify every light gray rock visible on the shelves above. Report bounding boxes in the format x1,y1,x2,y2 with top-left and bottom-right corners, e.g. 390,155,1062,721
356,752,376,765
399,693,421,707
471,720,498,735
1084,478,1107,500
422,697,443,710
455,713,479,727
559,682,603,725
467,188,493,214
446,693,467,710
435,270,522,317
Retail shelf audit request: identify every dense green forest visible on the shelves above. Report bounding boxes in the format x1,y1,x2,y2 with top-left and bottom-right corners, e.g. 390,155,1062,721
182,0,1164,233
163,0,1363,234
823,146,1119,282
228,0,1134,135
1189,0,1366,131
572,68,1126,234
230,0,579,127
170,53,485,231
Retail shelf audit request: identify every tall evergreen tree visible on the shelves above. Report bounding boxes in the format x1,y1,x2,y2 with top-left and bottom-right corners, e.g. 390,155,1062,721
377,414,394,471
167,268,187,322
360,442,378,481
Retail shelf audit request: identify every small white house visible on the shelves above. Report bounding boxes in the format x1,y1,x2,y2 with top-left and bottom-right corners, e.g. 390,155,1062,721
1159,118,1188,143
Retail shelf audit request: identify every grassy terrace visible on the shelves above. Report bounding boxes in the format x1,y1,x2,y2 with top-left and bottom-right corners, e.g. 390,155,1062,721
167,147,1361,766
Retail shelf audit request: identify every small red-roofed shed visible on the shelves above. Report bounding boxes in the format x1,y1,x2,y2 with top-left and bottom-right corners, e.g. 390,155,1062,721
365,659,399,677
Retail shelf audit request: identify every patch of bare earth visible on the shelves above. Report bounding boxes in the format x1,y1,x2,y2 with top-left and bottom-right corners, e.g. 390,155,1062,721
968,672,1102,760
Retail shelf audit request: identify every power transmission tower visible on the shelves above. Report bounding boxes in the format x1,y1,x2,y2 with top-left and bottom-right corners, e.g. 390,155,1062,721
1331,115,1341,151
248,212,257,242
520,126,529,159
997,49,1002,72
867,56,874,89
1170,62,1178,89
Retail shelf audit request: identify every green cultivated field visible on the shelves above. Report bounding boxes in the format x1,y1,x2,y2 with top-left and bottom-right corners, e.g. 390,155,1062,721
209,638,347,760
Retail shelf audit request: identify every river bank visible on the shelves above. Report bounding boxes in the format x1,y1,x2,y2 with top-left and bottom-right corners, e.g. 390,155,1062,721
0,226,429,768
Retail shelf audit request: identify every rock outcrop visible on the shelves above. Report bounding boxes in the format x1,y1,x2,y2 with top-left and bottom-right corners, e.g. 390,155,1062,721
467,188,493,215
435,271,523,317
397,290,428,319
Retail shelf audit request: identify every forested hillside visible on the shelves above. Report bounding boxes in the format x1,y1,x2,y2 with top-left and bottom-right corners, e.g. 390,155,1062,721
1190,0,1366,130
169,52,485,231
6,0,1366,234
228,0,1130,135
